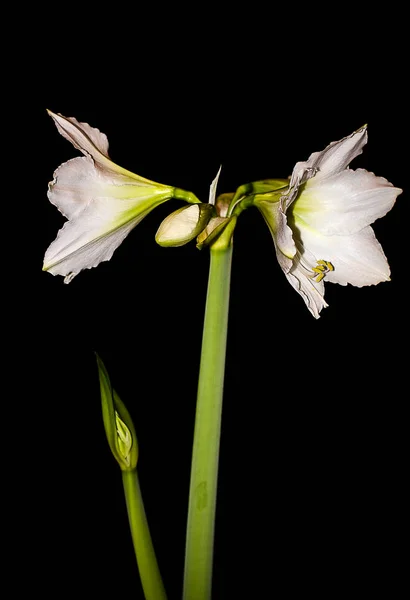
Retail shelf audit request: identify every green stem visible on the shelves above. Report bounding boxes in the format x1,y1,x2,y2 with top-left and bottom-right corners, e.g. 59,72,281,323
122,470,168,600
183,245,233,600
173,187,201,205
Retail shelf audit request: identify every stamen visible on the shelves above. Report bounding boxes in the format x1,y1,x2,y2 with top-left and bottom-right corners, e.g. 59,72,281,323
310,260,334,282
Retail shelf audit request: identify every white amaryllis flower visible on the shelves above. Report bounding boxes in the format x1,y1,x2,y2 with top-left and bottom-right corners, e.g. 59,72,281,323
43,111,196,283
254,126,402,318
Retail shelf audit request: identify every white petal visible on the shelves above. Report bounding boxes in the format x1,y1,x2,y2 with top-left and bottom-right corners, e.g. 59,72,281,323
285,246,328,319
48,156,102,219
282,126,368,211
300,125,368,181
292,168,402,235
209,165,222,206
295,224,391,287
43,193,170,280
256,198,296,268
48,155,172,222
47,111,165,185
47,110,111,166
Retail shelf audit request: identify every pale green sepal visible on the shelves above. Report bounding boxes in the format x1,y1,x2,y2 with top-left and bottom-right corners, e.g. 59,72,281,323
156,204,213,247
96,354,138,471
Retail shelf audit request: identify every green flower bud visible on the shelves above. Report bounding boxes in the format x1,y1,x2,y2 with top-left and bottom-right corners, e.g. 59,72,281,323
155,203,213,247
96,354,138,471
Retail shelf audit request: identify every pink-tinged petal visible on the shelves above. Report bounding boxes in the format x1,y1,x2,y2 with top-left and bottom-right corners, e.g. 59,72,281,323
295,224,391,287
292,168,402,235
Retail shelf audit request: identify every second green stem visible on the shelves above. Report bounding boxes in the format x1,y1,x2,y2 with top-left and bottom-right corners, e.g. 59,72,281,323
122,470,167,600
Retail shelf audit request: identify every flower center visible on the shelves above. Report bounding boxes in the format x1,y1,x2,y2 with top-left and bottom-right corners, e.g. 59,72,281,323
310,259,334,282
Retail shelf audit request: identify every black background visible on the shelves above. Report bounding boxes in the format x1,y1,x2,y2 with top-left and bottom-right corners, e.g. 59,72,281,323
14,12,407,599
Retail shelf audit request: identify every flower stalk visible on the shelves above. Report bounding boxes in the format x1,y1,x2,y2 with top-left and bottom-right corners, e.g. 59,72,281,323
183,241,233,600
122,471,168,600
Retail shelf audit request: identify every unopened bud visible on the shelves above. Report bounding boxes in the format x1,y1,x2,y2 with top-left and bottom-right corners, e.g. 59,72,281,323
155,204,213,247
96,354,138,471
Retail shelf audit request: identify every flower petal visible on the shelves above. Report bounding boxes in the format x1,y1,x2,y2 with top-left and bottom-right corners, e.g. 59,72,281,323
48,156,102,219
47,111,166,185
294,224,391,287
255,198,296,269
292,168,402,235
48,154,173,222
285,247,328,318
43,192,171,281
282,126,368,211
300,125,368,181
47,110,111,164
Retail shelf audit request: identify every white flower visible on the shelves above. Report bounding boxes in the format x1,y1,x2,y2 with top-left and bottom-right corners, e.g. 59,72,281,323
254,126,402,318
43,111,188,283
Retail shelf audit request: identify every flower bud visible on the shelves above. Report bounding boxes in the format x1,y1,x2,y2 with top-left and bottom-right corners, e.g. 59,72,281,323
96,354,138,471
155,204,213,247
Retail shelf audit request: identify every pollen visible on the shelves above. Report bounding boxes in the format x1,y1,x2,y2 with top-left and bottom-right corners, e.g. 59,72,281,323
310,259,334,282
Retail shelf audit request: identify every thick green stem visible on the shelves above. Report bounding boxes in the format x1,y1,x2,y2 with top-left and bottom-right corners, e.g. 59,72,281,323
122,470,168,600
183,245,233,600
